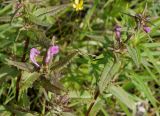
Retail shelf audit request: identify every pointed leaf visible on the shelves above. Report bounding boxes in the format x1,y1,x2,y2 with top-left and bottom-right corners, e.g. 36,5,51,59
98,60,121,93
20,72,40,92
127,46,140,68
130,73,158,108
35,4,71,17
89,99,104,116
108,85,136,110
142,59,160,85
5,59,34,72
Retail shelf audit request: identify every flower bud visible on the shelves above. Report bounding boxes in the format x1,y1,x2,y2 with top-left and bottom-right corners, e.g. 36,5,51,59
143,25,151,33
114,25,122,39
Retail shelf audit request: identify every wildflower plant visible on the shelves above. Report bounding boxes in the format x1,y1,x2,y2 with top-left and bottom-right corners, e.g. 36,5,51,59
0,0,160,116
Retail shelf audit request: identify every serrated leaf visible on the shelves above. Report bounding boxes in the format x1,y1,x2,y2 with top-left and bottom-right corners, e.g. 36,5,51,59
5,59,34,72
28,13,51,27
35,4,70,17
98,60,121,93
20,72,40,92
127,46,140,68
29,4,70,27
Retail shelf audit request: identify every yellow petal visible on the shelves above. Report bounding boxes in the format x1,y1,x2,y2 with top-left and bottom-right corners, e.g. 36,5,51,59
73,4,76,8
79,6,83,10
75,0,79,4
80,0,83,5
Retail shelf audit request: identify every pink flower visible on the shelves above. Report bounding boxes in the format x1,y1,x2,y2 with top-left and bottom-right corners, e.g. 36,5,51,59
143,25,151,33
45,45,59,63
30,48,40,67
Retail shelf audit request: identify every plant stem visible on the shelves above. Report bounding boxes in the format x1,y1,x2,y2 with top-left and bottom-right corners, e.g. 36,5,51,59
85,89,100,116
16,38,30,101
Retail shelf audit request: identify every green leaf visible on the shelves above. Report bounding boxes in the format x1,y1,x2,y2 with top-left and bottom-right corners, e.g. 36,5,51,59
5,59,34,72
0,16,11,22
34,4,71,17
82,0,98,30
89,99,104,116
0,105,12,116
0,105,38,116
127,46,140,68
20,72,40,93
130,73,158,108
62,112,75,116
38,75,64,95
68,91,92,105
142,42,160,48
0,66,18,87
142,59,160,86
108,85,136,110
0,3,12,16
98,60,121,93
28,13,51,27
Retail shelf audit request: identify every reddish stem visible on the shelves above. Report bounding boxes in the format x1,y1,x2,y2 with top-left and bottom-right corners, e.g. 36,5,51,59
85,89,100,116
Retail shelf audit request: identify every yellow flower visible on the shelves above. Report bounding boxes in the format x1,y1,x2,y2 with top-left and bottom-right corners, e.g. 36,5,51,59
73,0,83,11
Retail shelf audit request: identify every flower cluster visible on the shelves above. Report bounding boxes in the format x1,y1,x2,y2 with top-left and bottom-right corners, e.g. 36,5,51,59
30,45,59,67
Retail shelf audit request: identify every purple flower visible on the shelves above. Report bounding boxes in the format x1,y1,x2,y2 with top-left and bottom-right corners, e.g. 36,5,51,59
143,25,151,33
45,45,59,64
30,48,40,67
114,25,122,39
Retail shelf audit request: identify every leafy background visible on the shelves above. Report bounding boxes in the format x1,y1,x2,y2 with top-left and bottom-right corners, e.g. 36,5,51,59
0,0,160,116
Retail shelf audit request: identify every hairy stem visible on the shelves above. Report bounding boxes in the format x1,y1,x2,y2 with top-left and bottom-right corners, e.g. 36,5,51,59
16,38,30,101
